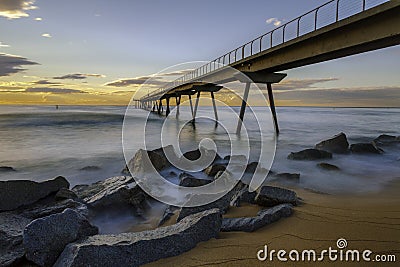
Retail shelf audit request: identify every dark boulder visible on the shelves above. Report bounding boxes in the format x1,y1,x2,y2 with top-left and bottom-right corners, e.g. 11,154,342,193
288,149,332,160
19,199,88,220
183,148,221,162
24,208,98,267
54,209,222,267
255,186,297,207
350,143,383,154
0,176,70,212
55,188,79,201
317,162,340,171
315,132,349,153
373,134,399,146
177,181,248,222
0,213,31,266
221,204,293,232
179,173,212,187
0,166,16,172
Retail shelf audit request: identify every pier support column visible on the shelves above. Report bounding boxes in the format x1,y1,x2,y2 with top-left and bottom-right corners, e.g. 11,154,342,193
158,99,162,115
152,101,155,112
176,95,181,118
188,95,194,118
267,83,279,135
193,91,201,121
166,97,170,116
211,92,218,121
236,82,250,134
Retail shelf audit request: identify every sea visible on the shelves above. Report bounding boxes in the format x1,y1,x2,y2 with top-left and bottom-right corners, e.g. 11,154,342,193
1,105,399,233
1,105,399,195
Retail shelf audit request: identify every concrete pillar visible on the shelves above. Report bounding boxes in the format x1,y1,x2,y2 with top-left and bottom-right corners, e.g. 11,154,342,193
188,95,194,118
193,91,201,121
267,83,279,134
210,92,218,121
176,95,181,118
158,99,162,115
166,97,170,116
236,82,250,134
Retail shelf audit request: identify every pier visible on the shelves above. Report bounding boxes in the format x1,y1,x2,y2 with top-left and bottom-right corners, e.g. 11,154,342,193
136,0,400,134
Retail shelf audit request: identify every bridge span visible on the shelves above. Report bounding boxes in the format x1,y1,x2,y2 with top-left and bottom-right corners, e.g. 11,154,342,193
136,0,400,134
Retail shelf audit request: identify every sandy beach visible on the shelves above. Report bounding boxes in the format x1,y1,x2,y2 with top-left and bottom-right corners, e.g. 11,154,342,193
145,179,400,267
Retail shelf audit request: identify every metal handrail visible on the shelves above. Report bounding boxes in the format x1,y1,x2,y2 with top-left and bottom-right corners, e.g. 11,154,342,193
141,0,388,100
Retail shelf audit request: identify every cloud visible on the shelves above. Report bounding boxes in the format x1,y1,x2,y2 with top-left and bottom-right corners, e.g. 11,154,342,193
266,18,283,27
41,33,52,38
105,69,194,87
34,17,41,21
24,87,86,94
0,53,38,76
32,79,62,85
105,76,166,87
0,0,37,19
273,78,338,91
53,73,106,80
0,42,10,48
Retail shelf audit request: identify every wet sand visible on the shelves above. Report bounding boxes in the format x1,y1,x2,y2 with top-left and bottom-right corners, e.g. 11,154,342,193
145,180,400,267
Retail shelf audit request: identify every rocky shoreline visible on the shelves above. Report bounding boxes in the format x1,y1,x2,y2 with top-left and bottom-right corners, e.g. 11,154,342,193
1,132,398,266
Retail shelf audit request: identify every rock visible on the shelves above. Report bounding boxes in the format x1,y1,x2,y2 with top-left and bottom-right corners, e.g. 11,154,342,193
0,166,16,172
0,213,31,266
54,209,222,267
245,162,259,173
0,176,70,212
85,182,146,210
317,162,340,171
55,188,78,201
223,155,247,163
19,199,89,220
288,149,332,160
179,172,212,187
204,164,226,177
350,143,383,154
79,166,101,171
255,186,297,207
24,208,98,267
315,132,349,153
128,149,169,174
177,181,247,222
158,206,179,227
374,134,399,145
230,187,257,207
274,173,300,180
72,176,134,199
183,148,221,162
221,204,293,232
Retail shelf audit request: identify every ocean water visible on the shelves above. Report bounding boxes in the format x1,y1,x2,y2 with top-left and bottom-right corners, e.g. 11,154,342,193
0,105,399,195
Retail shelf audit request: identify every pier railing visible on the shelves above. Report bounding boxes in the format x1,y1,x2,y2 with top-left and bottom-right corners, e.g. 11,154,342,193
142,0,389,100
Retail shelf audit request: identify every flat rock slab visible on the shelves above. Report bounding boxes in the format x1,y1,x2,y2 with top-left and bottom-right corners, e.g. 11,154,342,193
221,204,293,232
0,212,31,266
288,149,332,160
54,209,222,267
72,176,134,200
0,176,69,212
255,186,297,207
24,208,98,267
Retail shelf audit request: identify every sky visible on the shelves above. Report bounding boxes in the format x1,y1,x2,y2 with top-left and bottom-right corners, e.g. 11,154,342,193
0,0,399,106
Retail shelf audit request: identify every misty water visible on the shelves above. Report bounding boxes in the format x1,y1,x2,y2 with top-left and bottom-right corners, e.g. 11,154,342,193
1,105,399,233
